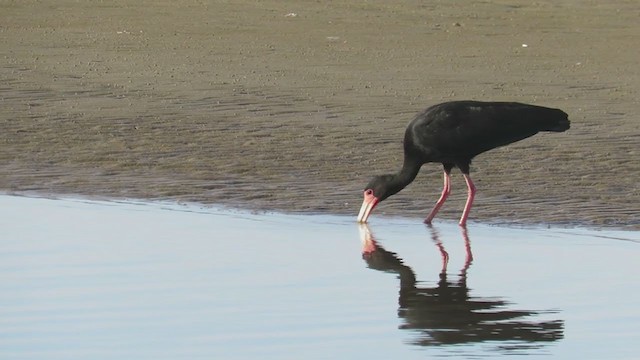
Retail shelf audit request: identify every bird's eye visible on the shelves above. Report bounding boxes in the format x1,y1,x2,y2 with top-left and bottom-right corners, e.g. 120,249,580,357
365,189,373,196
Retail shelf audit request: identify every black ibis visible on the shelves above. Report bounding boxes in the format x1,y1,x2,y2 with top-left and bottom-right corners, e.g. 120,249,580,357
357,100,570,226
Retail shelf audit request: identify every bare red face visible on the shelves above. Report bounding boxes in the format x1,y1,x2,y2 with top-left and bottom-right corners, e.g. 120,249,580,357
357,189,379,223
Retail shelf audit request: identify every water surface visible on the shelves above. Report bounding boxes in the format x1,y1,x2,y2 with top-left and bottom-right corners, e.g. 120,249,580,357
1,195,638,359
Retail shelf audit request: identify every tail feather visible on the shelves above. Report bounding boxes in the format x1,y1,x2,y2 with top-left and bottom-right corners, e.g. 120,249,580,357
539,108,570,132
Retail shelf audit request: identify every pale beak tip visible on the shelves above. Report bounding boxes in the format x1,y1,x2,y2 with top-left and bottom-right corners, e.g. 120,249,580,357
357,192,378,224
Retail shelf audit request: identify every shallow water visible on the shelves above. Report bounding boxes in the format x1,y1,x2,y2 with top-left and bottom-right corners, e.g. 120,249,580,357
1,195,639,359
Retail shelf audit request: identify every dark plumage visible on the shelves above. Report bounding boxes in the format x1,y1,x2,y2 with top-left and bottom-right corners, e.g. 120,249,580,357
357,100,570,226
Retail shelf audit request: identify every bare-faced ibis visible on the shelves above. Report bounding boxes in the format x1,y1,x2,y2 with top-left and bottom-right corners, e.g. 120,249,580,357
356,100,570,226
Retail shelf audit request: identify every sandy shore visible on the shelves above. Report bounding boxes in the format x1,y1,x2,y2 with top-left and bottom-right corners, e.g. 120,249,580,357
1,1,639,228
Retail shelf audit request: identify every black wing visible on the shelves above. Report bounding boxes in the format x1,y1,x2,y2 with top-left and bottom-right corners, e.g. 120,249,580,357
405,101,569,163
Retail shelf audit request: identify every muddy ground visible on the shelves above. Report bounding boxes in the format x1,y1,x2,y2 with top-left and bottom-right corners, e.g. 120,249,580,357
1,0,639,229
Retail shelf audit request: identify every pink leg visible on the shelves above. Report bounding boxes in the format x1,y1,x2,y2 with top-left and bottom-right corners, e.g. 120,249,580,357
424,171,451,224
458,174,476,226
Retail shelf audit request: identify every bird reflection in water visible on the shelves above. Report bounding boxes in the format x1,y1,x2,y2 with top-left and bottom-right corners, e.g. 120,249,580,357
359,225,564,352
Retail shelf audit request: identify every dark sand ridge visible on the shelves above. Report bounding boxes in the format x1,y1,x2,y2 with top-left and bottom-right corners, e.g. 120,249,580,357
1,1,638,228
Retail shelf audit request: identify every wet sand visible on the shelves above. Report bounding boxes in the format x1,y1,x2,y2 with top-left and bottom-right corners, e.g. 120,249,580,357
1,195,639,359
1,1,639,228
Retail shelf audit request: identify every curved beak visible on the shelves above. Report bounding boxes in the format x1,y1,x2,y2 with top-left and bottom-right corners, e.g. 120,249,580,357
356,191,379,223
